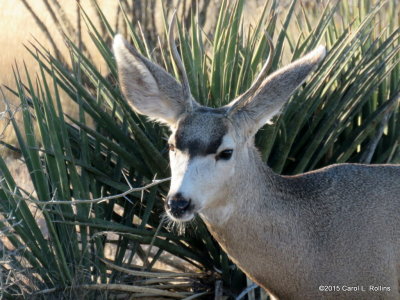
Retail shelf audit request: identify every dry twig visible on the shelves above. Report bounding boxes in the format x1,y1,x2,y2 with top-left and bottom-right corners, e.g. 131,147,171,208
28,177,170,206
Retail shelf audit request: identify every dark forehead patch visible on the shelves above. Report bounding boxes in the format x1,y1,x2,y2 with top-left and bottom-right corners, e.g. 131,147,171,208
174,109,228,158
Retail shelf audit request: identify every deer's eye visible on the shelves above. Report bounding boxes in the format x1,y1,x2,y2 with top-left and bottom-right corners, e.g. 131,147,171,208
168,144,175,152
216,149,233,161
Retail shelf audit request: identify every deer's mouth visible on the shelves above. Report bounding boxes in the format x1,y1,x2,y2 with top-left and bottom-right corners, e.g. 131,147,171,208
165,197,196,222
165,207,195,222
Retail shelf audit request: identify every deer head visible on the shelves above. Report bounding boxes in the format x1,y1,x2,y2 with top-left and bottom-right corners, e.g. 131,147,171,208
113,17,326,223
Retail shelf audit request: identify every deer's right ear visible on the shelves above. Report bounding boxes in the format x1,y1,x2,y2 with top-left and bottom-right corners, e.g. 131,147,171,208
113,34,191,126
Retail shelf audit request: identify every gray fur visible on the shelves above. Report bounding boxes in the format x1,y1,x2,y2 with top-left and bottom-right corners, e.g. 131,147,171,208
113,35,400,300
201,152,400,299
227,46,326,135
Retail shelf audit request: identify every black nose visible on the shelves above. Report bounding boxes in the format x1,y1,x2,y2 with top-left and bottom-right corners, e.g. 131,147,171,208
166,193,191,218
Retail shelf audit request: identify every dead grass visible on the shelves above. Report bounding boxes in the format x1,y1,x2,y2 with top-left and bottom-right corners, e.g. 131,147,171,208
0,0,119,149
0,0,118,90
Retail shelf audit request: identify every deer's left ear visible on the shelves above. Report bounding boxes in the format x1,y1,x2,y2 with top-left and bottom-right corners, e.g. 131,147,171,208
113,34,197,126
227,46,326,135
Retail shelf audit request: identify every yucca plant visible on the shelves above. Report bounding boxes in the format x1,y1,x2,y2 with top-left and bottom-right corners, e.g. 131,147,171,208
1,0,399,299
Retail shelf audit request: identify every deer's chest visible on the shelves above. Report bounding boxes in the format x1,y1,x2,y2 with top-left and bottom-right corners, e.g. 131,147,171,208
202,213,318,298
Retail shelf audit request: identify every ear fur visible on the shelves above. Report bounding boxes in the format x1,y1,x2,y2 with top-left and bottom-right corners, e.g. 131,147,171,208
228,46,326,134
113,34,195,125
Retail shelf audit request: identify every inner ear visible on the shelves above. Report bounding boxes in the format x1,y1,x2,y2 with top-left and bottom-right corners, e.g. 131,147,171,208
113,34,191,126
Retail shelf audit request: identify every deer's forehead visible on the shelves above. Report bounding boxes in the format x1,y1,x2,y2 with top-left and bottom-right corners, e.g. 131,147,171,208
173,110,228,157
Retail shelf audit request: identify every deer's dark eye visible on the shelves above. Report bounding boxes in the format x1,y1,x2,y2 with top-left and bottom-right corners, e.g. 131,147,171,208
168,144,176,152
216,149,233,161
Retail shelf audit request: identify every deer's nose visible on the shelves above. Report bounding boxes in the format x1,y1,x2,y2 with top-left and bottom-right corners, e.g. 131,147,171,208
166,193,191,218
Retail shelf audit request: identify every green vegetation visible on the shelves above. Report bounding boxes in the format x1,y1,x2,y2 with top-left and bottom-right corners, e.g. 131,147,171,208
0,0,399,299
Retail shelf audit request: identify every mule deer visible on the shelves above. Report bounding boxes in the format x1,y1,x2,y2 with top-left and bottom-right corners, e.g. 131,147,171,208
113,17,400,300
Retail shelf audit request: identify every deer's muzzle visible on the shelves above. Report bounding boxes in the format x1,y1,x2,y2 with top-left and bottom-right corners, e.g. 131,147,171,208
165,193,192,219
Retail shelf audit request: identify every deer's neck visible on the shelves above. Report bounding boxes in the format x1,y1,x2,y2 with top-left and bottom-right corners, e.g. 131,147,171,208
199,147,310,295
